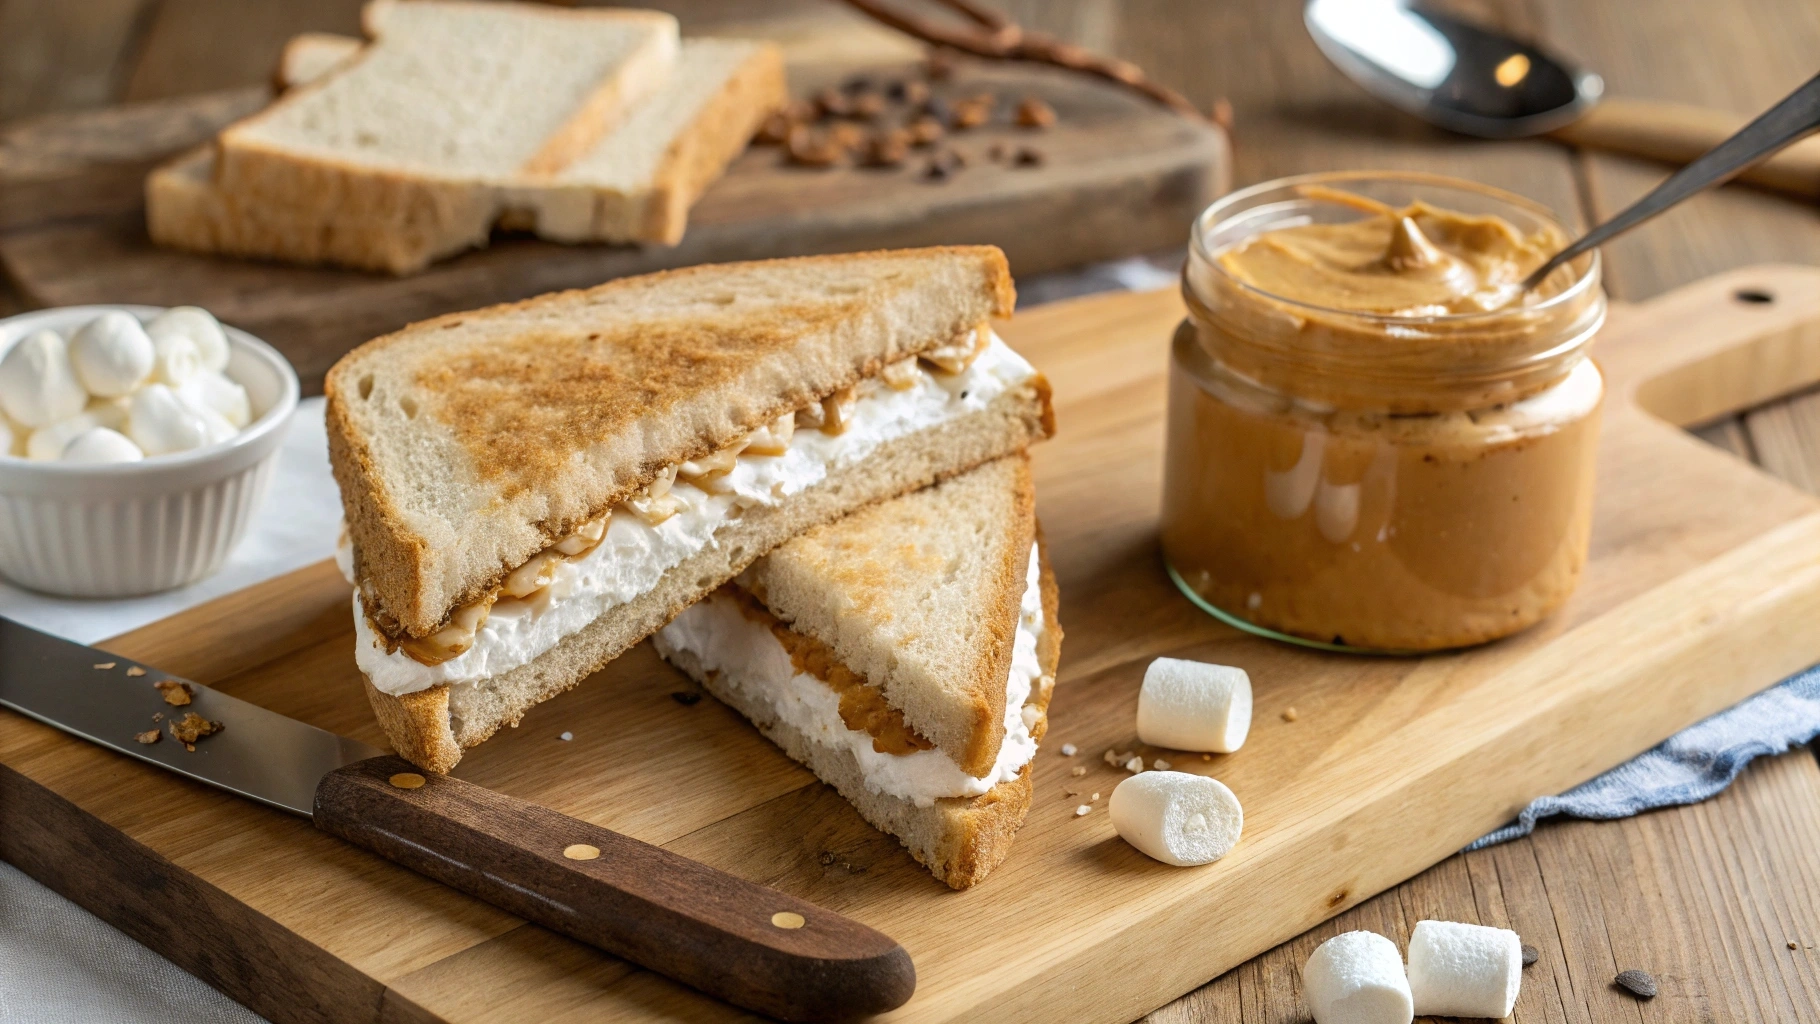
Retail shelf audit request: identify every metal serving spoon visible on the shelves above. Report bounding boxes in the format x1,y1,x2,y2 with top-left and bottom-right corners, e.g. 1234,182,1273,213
1523,72,1820,289
1304,0,1602,138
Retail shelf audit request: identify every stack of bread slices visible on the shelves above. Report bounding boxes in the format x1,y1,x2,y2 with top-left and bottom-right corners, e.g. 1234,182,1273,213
146,0,785,274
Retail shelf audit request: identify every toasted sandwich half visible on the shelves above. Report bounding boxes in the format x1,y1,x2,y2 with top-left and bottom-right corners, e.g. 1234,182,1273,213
329,246,1053,772
655,455,1061,889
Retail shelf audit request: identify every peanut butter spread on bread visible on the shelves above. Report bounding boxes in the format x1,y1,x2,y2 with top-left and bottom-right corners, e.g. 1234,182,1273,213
728,585,935,755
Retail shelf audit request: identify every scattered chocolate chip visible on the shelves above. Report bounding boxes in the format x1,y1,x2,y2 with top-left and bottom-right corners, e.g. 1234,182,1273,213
786,125,842,168
922,158,952,182
813,87,853,119
134,729,161,745
155,680,193,706
1012,146,1045,168
908,116,945,147
890,79,930,106
1521,944,1539,966
861,129,911,167
755,111,795,145
949,94,995,130
670,690,702,706
1614,969,1657,999
1016,96,1057,128
923,48,956,81
849,91,887,120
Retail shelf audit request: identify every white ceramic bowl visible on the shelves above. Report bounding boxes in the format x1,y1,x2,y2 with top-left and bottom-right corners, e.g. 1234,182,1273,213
0,305,299,597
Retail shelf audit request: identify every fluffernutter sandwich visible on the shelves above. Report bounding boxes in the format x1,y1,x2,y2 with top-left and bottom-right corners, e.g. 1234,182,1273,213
328,246,1052,772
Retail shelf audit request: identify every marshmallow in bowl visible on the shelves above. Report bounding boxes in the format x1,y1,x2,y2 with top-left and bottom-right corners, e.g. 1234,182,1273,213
179,370,252,428
150,331,202,388
0,329,89,428
129,383,209,456
148,306,229,374
62,427,144,464
26,412,101,461
85,396,130,432
69,311,155,397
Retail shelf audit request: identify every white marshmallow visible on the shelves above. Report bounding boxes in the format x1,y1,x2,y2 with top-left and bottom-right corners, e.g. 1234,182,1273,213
0,329,89,428
1107,770,1242,866
149,331,201,388
1137,657,1252,753
62,427,144,464
147,306,229,374
178,369,251,428
128,384,209,456
0,415,15,457
189,399,239,445
85,396,130,432
1303,931,1413,1024
26,412,100,461
68,311,154,397
1407,920,1521,1019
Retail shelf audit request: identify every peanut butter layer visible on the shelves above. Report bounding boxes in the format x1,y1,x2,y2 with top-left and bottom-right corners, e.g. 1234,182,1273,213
1214,188,1565,316
727,585,935,755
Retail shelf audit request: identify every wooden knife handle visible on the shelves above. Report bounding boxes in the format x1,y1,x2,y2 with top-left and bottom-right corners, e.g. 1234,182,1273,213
313,756,914,1021
1548,97,1820,201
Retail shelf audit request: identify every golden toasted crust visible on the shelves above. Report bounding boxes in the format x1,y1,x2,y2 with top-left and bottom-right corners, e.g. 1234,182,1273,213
328,246,1018,637
637,43,785,244
361,680,461,774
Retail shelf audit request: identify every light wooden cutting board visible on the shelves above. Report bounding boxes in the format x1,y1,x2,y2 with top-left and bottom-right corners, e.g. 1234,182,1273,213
5,266,1820,1024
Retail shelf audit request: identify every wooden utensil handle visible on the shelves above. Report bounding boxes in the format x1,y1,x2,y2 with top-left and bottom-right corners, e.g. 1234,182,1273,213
313,756,914,1021
1549,97,1820,201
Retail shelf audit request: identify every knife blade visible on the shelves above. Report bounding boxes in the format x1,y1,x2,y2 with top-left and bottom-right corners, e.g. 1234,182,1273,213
0,616,914,1022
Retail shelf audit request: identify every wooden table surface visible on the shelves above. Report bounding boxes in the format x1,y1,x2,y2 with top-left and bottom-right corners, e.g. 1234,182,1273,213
4,1,1819,1021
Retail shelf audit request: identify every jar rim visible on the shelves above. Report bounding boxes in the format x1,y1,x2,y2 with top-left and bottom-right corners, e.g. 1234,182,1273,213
1188,170,1600,326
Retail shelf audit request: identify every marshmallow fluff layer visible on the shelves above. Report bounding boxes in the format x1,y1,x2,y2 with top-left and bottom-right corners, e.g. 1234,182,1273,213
655,543,1048,807
352,332,1039,697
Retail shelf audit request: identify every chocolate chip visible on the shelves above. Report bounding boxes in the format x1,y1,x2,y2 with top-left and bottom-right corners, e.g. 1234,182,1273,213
1012,146,1045,168
922,158,952,182
1016,96,1057,128
1614,969,1657,999
754,111,794,145
785,125,842,168
1521,944,1539,966
813,87,852,119
670,691,702,706
861,129,911,167
890,79,930,106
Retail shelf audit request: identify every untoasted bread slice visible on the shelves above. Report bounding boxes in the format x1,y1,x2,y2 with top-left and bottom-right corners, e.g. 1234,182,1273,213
275,32,363,91
742,454,1037,777
364,386,1050,773
151,36,782,272
328,246,1018,639
201,0,678,272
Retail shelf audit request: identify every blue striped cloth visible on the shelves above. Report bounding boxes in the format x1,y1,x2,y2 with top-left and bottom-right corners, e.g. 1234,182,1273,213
1469,664,1820,849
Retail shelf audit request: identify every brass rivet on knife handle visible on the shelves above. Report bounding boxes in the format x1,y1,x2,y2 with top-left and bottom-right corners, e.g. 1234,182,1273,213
388,772,424,789
563,843,600,861
312,756,915,1022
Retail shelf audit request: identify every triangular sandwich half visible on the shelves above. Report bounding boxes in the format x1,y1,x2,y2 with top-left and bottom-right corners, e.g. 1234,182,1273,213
655,454,1062,889
330,246,1054,772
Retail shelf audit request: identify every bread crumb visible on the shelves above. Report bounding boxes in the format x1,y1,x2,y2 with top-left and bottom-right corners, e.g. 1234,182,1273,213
125,666,146,677
1069,765,1087,777
151,712,164,722
1153,758,1172,771
94,662,116,670
1282,706,1300,722
168,712,222,746
1791,941,1801,950
1201,753,1211,761
1123,756,1144,773
155,680,193,706
1074,805,1091,816
134,729,160,745
559,731,574,741
1060,743,1077,756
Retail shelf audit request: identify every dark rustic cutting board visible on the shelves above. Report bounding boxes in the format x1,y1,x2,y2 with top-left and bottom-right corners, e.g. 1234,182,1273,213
4,267,1820,1024
0,56,1227,394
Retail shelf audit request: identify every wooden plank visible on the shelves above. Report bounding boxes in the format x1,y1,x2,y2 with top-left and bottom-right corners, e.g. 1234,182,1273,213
0,56,1227,395
119,0,368,102
1745,387,1820,496
6,271,1820,1024
0,0,156,122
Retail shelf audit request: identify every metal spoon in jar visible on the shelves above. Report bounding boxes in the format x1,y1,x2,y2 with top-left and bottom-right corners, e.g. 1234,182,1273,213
1522,72,1820,290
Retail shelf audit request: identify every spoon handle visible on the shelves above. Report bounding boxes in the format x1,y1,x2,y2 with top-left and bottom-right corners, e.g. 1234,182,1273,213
1526,72,1820,290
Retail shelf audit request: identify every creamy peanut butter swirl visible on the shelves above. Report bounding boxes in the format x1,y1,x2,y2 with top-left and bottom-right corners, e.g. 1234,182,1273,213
1214,187,1566,317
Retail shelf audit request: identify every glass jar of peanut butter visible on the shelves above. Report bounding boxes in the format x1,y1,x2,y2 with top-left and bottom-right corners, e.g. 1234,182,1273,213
1163,171,1606,652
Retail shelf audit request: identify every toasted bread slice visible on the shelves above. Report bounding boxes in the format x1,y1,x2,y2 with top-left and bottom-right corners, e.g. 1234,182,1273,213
196,0,678,273
151,36,783,271
329,246,1019,639
655,458,1063,888
363,387,1050,773
741,453,1037,776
